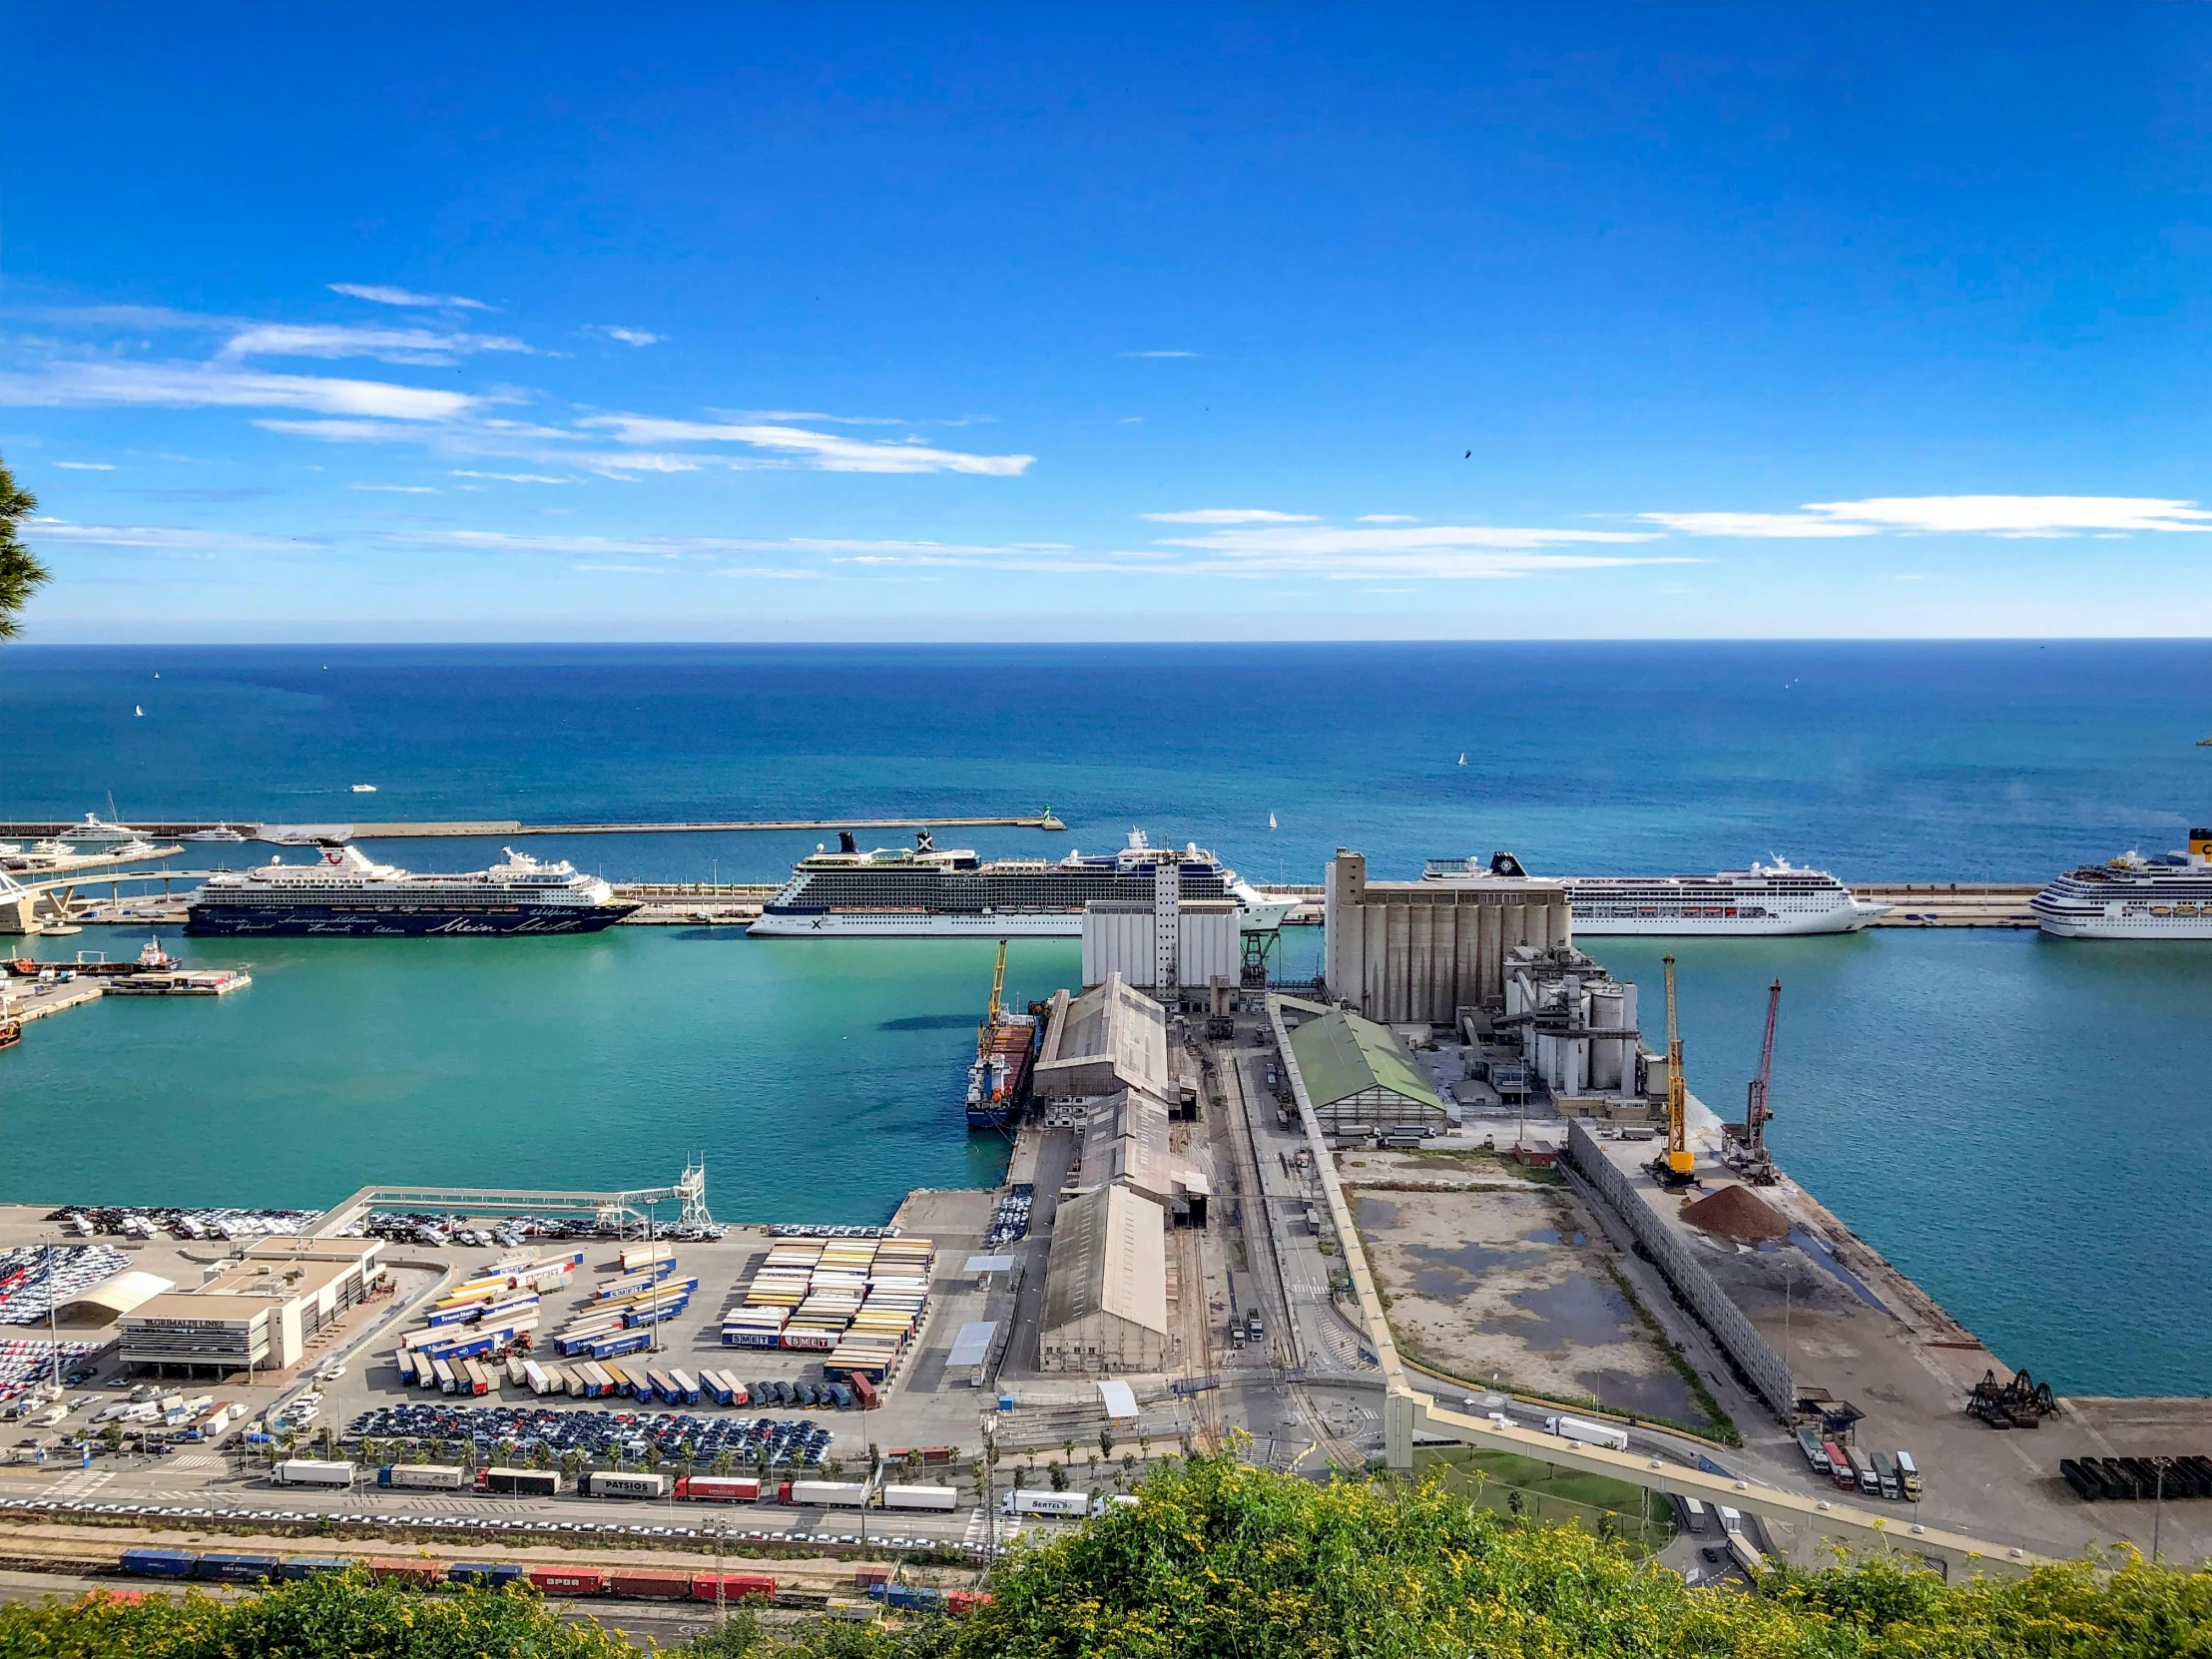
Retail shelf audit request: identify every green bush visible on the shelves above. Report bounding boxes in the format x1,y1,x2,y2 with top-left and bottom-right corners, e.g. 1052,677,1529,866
952,1452,2212,1659
0,1569,631,1659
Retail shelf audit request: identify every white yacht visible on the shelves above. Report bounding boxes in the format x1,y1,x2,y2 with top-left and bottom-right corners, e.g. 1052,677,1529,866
2031,830,2212,938
751,828,1294,937
57,813,142,847
1424,851,1890,935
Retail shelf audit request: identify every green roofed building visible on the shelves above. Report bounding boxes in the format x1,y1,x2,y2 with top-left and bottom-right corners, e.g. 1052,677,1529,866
1285,1005,1449,1137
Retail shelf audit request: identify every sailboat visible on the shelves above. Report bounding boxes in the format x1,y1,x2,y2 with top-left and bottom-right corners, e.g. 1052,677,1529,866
134,706,145,718
1269,812,1277,830
1456,753,1465,766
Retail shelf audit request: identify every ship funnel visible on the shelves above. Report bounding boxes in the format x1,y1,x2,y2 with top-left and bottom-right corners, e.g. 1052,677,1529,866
1489,850,1527,878
838,831,857,853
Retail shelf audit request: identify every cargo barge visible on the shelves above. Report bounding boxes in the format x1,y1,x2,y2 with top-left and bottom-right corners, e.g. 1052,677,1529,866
965,942,1035,1131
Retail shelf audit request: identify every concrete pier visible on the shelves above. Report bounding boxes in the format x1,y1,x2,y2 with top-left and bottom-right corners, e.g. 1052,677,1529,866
0,815,1068,839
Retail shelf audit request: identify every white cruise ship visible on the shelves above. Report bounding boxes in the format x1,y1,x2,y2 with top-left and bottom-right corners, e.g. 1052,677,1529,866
750,828,1294,937
2031,830,2212,938
1423,851,1890,936
186,844,637,935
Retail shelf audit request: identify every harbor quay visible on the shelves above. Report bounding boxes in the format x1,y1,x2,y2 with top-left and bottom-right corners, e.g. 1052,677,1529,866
1,838,2208,1603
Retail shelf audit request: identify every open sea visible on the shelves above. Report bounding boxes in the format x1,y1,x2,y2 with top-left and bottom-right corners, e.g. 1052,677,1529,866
3,641,2210,1395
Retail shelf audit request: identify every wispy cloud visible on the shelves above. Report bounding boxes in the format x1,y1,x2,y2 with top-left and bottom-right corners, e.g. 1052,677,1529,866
52,460,114,471
1640,511,1877,539
1357,514,1416,524
3,360,477,422
1121,350,1199,358
585,325,663,346
23,516,305,553
1150,520,1669,580
222,323,533,366
1141,508,1318,525
328,282,493,310
449,469,571,484
718,408,906,427
578,415,1033,476
349,483,436,494
1644,496,2212,539
575,563,665,574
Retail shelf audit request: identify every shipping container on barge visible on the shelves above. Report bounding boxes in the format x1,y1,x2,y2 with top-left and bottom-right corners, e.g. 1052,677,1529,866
965,941,1035,1131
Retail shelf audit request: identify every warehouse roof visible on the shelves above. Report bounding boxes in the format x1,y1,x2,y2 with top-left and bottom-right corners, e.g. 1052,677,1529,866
1035,973,1169,1098
55,1270,176,1328
1040,1185,1168,1339
1289,1008,1441,1112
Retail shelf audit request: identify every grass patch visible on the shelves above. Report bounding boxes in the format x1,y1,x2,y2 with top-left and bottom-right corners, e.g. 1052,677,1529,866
1412,1445,1676,1556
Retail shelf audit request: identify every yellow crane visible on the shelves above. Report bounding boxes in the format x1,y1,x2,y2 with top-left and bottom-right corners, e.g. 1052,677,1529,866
1653,953,1697,1186
978,938,1008,1055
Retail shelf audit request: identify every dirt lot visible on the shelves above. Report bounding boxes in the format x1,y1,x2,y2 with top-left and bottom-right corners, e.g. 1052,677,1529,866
1346,1171,1719,1431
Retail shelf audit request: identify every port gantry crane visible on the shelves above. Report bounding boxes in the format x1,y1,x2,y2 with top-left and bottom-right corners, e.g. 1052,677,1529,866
1740,978,1784,1183
1647,953,1699,1190
981,938,1007,1040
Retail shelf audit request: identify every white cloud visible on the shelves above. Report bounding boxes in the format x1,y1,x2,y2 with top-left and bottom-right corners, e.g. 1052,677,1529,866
222,323,532,366
1151,520,1669,580
1640,511,1877,539
1645,496,2212,539
1141,509,1319,525
52,461,115,471
449,469,571,484
1121,350,1199,358
577,415,1033,476
1804,495,2212,535
575,563,665,574
4,360,476,422
328,282,493,310
586,325,663,346
1357,514,1416,524
349,483,436,493
23,516,302,553
717,408,905,426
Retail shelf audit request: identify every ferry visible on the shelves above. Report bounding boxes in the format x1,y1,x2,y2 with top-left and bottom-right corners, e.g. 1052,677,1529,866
1424,851,1891,935
751,828,1294,938
2031,829,2212,938
184,844,638,936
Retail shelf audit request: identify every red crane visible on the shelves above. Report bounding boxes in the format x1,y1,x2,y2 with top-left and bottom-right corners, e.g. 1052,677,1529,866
1744,977,1782,1162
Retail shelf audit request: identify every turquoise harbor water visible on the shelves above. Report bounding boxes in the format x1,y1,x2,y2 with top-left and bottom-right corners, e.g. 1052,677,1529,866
4,642,2211,1394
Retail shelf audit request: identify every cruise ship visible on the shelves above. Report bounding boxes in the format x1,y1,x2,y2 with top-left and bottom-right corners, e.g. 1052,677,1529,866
185,844,638,935
1423,851,1891,936
750,829,1295,937
2030,830,2212,939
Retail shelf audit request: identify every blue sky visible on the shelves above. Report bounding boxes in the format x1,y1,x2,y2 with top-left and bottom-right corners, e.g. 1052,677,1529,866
7,2,2212,641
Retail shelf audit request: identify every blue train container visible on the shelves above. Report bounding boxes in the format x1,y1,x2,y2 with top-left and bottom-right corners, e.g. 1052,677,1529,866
120,1548,197,1579
426,1301,490,1328
697,1372,735,1405
196,1552,282,1583
589,1331,653,1361
447,1562,525,1587
881,1584,945,1611
279,1556,352,1580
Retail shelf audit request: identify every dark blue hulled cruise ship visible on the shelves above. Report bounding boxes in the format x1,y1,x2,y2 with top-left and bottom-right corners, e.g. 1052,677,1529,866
185,843,638,936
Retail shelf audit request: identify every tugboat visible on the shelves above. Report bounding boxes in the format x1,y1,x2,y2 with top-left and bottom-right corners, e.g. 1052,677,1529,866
965,940,1036,1131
